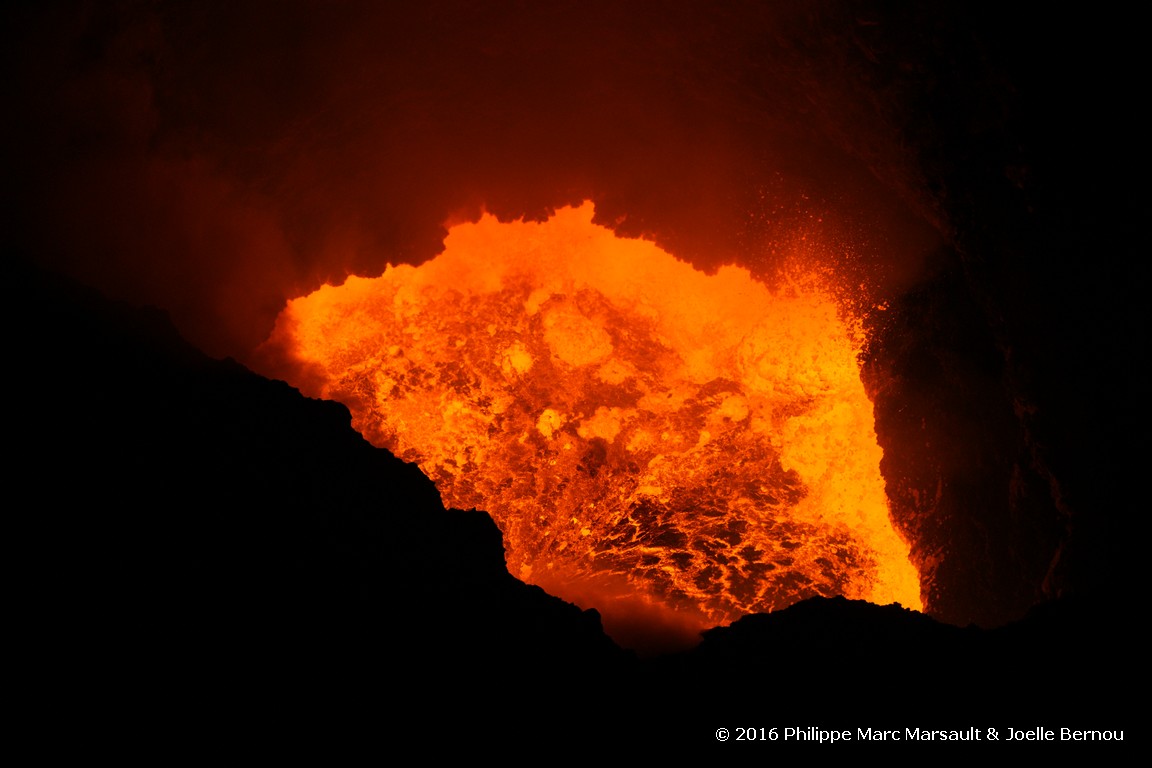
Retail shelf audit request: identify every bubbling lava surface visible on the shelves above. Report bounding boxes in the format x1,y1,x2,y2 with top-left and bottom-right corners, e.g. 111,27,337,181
265,202,921,646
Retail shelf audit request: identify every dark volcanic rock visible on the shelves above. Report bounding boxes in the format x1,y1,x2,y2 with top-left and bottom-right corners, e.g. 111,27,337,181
650,595,1134,725
13,260,630,721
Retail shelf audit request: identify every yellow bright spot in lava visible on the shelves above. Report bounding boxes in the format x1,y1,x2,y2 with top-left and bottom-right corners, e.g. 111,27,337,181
267,201,921,649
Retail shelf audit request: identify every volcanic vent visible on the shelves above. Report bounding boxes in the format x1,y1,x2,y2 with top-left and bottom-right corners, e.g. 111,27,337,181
263,201,921,646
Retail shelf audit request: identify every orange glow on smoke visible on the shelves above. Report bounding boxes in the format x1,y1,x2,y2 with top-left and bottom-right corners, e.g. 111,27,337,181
265,202,921,645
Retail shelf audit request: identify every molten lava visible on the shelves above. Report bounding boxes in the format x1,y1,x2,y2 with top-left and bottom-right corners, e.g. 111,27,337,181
265,202,921,643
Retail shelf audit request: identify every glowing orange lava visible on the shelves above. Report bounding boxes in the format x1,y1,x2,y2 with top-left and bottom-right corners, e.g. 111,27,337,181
263,202,921,645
